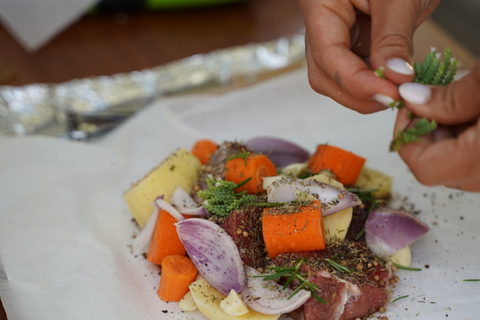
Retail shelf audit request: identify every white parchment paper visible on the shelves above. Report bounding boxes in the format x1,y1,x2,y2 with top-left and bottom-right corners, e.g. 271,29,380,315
1,68,479,320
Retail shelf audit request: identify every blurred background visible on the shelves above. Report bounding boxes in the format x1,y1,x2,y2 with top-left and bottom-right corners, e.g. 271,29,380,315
0,0,478,87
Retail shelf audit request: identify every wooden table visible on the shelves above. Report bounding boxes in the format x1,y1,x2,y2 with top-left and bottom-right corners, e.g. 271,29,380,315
0,0,305,87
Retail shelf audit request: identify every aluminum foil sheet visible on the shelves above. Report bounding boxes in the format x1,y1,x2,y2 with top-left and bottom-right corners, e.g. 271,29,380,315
0,30,306,140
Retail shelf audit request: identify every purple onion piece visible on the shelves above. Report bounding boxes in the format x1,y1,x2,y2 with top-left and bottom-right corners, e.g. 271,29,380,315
267,179,362,216
176,218,245,296
245,136,310,167
170,186,209,217
240,266,310,314
365,207,429,258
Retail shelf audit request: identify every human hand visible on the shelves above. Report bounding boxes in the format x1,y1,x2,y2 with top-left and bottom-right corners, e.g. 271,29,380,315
298,0,440,113
394,60,480,192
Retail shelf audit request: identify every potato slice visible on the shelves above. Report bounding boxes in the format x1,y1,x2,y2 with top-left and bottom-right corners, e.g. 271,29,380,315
179,291,198,311
124,148,201,227
189,276,280,320
221,289,249,316
389,245,412,267
355,167,393,199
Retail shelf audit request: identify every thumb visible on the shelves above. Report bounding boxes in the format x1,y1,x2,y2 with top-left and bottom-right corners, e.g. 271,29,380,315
369,1,431,84
399,60,480,125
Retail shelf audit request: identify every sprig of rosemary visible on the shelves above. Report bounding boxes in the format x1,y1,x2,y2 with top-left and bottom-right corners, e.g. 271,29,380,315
254,258,326,304
325,259,352,274
376,48,458,152
225,148,250,165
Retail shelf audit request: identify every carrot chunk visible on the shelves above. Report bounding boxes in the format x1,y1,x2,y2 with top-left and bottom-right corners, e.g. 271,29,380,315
158,255,198,302
224,154,277,194
147,209,187,265
308,144,366,186
191,139,218,165
262,200,326,259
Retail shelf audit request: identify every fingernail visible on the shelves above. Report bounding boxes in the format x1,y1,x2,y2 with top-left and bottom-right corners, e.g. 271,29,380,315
386,58,414,75
399,82,432,104
373,93,395,107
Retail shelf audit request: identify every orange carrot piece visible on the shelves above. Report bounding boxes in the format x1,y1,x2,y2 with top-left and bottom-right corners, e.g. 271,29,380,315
158,255,198,302
308,144,366,186
262,200,326,259
147,209,189,265
224,154,277,194
191,139,218,165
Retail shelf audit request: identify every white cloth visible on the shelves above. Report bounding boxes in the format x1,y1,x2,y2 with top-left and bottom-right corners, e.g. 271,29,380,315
1,68,479,319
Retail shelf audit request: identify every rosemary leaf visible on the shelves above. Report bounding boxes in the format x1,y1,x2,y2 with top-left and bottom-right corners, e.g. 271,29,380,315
394,263,422,271
462,279,480,282
325,259,352,274
392,295,410,303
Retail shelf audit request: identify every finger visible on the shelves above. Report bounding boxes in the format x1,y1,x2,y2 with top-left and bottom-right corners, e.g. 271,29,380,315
399,60,480,125
395,109,480,187
305,47,387,114
369,0,427,84
300,0,400,106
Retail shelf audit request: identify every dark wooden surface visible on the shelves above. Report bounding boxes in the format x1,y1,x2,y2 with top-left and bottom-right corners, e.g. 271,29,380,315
0,0,304,87
0,1,304,318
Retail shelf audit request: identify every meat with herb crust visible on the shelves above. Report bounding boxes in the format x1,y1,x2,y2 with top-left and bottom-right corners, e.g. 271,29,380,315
274,241,395,320
220,206,267,269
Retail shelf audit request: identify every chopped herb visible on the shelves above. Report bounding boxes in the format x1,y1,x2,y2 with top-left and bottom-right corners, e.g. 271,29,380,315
394,263,422,271
197,177,257,217
254,258,326,304
225,148,250,165
385,47,458,152
325,258,352,274
392,295,409,303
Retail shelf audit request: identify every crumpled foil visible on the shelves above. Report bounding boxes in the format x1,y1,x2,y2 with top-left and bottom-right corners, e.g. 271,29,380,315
0,30,306,140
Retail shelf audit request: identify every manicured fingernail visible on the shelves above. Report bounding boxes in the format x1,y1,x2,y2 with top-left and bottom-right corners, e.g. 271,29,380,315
399,82,432,104
386,58,414,75
373,93,395,107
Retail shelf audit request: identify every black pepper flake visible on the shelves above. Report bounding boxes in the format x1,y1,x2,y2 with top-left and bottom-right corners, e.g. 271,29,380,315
425,265,430,269
162,310,168,313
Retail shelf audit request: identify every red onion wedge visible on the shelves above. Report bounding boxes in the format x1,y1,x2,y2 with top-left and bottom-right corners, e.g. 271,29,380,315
131,196,162,255
365,207,429,258
266,178,361,216
176,218,245,296
241,266,311,314
245,136,310,168
170,186,208,217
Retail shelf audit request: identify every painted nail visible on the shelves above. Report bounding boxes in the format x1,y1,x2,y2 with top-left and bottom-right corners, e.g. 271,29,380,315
373,93,395,107
399,82,432,104
386,58,414,75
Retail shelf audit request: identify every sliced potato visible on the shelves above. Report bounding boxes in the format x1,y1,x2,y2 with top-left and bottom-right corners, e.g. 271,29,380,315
280,162,308,177
355,167,393,199
221,289,249,317
323,208,353,243
307,174,352,243
189,276,280,320
124,148,201,227
389,245,412,267
179,291,198,311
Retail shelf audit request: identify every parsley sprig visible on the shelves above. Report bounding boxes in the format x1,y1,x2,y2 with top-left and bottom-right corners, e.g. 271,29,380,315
376,48,458,152
254,258,326,304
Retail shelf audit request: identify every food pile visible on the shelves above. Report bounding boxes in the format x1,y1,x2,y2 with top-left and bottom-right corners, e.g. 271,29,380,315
124,137,429,320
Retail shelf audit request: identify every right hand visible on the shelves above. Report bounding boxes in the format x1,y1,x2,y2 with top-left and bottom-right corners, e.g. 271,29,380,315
298,0,440,113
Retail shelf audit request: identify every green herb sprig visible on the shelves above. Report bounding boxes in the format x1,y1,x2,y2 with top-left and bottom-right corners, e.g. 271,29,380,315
197,177,257,217
376,48,458,152
254,258,326,304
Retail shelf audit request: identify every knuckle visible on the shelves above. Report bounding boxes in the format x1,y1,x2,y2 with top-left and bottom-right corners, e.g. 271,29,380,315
375,33,414,55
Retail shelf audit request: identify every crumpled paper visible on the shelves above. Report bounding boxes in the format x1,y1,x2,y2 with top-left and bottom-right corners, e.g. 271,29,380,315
1,68,479,320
